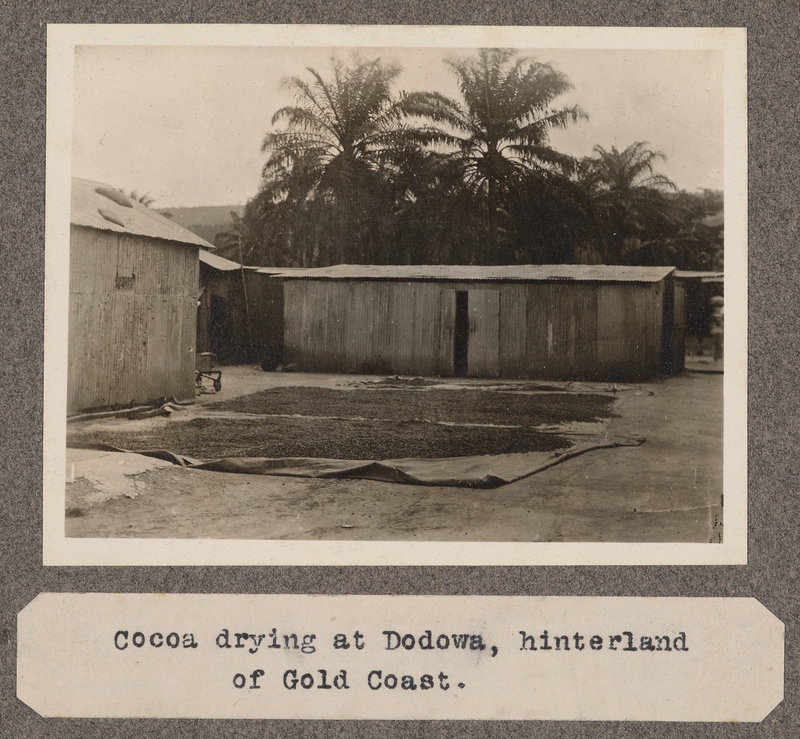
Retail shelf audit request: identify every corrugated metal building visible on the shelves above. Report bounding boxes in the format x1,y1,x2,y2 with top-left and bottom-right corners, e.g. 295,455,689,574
674,270,724,338
69,178,210,412
197,250,248,363
281,264,685,381
251,267,317,369
197,257,303,367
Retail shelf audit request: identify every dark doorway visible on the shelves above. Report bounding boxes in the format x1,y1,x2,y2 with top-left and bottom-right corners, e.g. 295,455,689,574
454,290,469,376
210,296,236,363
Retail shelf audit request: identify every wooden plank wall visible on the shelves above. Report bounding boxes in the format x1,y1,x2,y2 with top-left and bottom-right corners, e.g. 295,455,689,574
283,278,667,381
68,226,199,412
467,289,501,377
500,281,664,380
284,280,455,375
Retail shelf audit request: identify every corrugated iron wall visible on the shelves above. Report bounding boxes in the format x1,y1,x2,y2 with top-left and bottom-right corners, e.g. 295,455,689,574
68,225,199,412
284,280,455,375
497,281,666,380
283,278,670,381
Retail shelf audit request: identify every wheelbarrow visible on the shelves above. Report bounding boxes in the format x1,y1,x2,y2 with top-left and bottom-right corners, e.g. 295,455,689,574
195,370,222,392
195,352,222,392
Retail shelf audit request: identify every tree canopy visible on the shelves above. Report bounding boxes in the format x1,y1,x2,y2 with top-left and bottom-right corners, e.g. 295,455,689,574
258,55,432,265
399,48,587,263
232,50,722,271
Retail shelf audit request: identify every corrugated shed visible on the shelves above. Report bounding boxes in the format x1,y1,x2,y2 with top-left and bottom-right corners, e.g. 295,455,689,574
197,261,291,363
283,277,673,381
68,224,199,413
278,264,675,283
71,177,214,249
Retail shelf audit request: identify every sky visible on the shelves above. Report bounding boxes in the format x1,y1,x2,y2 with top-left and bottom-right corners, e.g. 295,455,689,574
71,44,724,208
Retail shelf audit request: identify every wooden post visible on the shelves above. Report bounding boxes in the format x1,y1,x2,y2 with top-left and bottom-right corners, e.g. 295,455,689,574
238,232,255,361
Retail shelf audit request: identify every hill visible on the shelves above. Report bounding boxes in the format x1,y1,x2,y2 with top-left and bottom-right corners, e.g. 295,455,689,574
156,205,244,245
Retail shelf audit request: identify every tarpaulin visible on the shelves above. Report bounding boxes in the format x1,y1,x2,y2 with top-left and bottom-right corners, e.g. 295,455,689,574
67,435,644,489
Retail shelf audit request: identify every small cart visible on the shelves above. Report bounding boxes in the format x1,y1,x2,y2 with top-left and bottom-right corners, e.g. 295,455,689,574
195,352,222,392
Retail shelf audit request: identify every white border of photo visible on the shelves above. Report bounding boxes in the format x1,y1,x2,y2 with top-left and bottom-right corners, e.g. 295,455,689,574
43,24,747,566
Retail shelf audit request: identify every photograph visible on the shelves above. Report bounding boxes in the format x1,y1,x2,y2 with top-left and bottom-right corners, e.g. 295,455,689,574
43,25,746,565
9,8,800,735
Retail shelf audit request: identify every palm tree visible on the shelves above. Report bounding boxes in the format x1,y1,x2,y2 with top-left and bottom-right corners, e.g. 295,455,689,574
260,54,427,265
578,142,682,263
213,210,254,263
401,48,587,263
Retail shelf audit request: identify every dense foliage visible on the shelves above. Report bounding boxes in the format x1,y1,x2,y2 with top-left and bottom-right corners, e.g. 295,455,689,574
216,50,723,270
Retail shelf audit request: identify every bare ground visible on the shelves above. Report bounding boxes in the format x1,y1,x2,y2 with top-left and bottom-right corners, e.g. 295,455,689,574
64,368,723,543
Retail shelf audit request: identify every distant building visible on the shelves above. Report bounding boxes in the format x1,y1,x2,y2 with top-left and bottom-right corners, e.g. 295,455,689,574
68,178,211,412
197,249,247,364
674,270,724,338
279,264,686,381
197,256,304,368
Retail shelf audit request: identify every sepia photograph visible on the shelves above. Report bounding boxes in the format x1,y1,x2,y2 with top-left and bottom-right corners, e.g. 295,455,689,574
43,25,746,565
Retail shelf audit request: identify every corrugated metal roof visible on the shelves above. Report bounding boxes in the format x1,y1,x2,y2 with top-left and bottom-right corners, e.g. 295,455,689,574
277,264,676,283
71,178,214,249
200,255,300,273
674,270,724,280
199,249,241,271
254,266,321,276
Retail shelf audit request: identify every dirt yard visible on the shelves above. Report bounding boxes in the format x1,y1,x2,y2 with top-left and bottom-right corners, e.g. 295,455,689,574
64,367,723,543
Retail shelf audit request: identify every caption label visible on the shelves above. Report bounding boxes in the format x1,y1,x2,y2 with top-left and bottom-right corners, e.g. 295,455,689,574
17,594,783,721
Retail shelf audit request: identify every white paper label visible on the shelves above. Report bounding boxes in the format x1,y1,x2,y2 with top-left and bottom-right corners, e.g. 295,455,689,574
17,594,783,721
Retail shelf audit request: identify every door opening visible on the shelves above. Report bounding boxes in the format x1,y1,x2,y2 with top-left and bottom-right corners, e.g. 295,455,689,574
210,296,236,363
454,290,469,376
